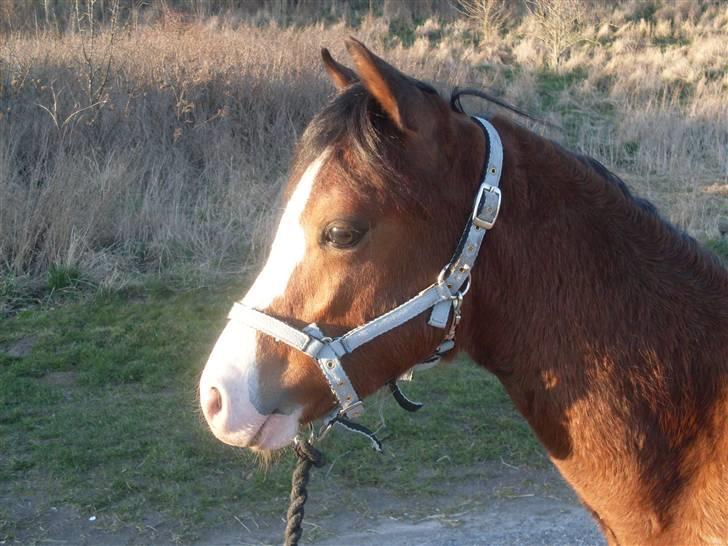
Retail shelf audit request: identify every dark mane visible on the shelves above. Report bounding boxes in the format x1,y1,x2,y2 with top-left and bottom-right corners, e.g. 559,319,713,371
292,81,440,211
576,153,658,215
567,145,727,270
294,83,396,185
446,87,666,222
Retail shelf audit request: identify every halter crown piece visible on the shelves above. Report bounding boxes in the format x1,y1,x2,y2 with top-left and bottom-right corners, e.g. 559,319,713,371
228,117,503,451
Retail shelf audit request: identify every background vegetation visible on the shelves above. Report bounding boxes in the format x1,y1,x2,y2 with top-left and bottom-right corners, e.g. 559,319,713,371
1,0,726,314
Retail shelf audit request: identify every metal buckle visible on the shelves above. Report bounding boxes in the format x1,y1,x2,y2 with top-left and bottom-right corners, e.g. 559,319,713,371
472,183,502,230
458,273,472,297
341,399,364,417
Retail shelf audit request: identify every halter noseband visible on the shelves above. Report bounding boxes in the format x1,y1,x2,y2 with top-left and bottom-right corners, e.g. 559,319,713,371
228,117,503,449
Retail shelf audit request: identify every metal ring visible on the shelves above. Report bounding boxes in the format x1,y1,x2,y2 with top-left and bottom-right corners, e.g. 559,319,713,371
436,265,449,285
457,274,472,297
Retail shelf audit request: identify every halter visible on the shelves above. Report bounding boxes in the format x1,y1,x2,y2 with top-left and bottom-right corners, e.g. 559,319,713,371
228,117,503,450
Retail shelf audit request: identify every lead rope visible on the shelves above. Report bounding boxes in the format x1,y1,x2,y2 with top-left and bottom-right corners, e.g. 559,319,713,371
282,284,467,544
284,438,324,546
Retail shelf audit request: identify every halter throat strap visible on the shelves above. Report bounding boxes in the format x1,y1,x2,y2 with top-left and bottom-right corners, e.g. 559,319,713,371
228,116,503,429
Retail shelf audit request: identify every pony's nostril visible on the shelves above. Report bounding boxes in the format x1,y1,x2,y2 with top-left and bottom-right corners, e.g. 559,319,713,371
205,386,223,419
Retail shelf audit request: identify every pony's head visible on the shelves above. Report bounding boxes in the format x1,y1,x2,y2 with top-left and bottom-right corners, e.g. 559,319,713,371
199,39,487,451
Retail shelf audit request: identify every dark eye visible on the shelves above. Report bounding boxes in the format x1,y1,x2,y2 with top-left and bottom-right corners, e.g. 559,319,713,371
323,221,366,249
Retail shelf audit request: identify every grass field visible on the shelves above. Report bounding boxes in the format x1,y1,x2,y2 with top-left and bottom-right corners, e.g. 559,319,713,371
0,280,542,544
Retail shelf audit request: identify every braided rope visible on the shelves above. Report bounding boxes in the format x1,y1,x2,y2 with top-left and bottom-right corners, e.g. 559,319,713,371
284,439,324,546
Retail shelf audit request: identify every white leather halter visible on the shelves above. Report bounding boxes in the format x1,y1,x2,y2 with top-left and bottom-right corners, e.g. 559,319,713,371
228,117,503,438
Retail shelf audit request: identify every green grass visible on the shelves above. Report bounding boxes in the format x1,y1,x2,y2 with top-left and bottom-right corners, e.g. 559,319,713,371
0,281,540,543
535,68,588,113
46,264,84,291
707,239,728,264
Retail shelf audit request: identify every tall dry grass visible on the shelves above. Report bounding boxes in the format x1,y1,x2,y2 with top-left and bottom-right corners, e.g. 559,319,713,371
1,23,333,286
1,1,726,292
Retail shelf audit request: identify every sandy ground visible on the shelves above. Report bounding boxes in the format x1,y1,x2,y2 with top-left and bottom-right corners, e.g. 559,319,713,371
312,495,602,546
224,463,604,546
4,463,604,545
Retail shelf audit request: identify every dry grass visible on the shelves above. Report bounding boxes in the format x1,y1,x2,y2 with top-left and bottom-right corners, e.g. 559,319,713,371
1,1,726,290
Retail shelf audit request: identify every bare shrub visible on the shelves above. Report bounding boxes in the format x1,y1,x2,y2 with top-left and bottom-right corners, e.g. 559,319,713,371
455,0,508,38
525,0,590,68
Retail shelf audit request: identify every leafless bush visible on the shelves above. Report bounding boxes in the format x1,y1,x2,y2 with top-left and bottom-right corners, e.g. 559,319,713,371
455,0,507,38
74,0,120,106
525,0,590,68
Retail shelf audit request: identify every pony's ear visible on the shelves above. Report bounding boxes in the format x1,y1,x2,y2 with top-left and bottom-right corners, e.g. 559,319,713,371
345,37,420,132
321,48,357,91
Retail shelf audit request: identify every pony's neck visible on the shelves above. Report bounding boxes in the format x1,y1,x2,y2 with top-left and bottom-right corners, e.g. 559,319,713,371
465,114,726,413
461,115,728,537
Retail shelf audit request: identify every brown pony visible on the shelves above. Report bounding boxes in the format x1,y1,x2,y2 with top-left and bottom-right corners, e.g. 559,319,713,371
199,39,728,544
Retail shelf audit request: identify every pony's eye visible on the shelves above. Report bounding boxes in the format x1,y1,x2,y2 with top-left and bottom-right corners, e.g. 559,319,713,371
323,222,365,249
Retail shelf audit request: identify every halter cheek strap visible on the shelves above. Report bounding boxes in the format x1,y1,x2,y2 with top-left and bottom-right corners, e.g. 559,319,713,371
227,117,503,446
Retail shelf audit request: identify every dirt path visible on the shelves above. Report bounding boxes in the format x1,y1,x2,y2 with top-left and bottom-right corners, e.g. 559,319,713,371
313,495,600,546
200,463,604,546
4,463,603,545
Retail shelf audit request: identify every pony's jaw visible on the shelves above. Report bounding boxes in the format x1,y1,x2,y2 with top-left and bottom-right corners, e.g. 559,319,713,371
199,152,327,451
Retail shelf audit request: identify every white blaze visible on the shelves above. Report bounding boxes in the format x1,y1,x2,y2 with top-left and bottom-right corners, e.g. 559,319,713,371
243,151,328,309
199,151,328,449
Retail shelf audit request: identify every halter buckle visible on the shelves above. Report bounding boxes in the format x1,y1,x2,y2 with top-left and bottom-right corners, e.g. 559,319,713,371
472,183,502,230
341,399,364,417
